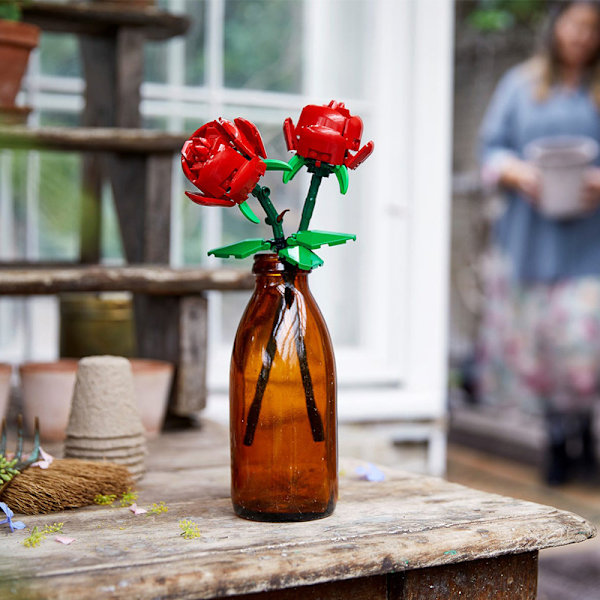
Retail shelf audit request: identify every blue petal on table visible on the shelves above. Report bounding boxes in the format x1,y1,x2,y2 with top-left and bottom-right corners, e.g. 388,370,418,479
0,501,26,532
355,463,385,482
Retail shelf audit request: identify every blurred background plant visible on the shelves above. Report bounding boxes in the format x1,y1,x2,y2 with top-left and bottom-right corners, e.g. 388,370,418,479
0,1,26,22
457,0,547,33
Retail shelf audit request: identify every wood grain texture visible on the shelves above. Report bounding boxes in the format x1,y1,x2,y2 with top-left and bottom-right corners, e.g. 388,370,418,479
0,265,254,295
0,126,187,154
22,1,190,40
0,427,593,600
174,295,208,414
398,552,538,599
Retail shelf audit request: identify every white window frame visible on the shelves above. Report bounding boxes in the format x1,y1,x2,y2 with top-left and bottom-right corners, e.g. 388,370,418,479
2,0,454,432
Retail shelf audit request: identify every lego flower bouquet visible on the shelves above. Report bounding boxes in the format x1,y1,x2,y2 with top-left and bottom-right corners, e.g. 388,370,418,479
182,100,373,270
182,100,373,522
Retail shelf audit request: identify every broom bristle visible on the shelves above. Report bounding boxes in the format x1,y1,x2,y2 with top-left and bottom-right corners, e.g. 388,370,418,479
1,459,134,514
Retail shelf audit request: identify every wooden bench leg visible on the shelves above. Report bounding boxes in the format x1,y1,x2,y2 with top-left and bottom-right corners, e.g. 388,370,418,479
394,551,538,599
216,552,538,599
175,294,208,416
135,294,208,420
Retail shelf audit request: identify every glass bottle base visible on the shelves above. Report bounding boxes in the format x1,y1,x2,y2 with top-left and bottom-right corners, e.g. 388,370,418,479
233,497,335,522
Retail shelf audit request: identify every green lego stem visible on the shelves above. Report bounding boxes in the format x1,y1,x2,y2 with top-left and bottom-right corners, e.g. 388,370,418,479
251,185,286,248
298,173,323,232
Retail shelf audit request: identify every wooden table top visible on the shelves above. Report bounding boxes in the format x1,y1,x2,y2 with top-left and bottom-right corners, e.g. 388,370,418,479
0,423,595,599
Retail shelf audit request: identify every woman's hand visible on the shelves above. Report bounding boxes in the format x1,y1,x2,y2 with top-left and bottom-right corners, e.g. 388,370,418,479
581,167,600,210
499,157,541,202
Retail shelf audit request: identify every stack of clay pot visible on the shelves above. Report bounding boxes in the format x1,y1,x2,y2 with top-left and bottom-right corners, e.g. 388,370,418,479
64,356,147,481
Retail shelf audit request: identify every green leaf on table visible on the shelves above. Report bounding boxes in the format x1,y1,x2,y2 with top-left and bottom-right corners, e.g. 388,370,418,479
290,230,356,249
279,245,324,270
208,239,270,259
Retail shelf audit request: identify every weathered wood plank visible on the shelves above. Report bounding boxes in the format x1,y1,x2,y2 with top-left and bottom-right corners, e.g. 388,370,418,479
174,295,208,415
0,429,594,600
115,28,144,129
22,1,190,40
0,126,187,154
0,265,254,295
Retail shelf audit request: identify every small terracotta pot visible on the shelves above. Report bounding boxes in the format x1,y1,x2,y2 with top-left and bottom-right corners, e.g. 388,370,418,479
0,363,12,422
0,20,40,108
130,359,173,437
19,360,78,442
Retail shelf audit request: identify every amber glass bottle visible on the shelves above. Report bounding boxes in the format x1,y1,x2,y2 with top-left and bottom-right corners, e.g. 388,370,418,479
230,253,337,521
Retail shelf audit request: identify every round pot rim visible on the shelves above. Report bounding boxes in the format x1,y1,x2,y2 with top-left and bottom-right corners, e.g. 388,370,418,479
0,20,41,49
20,359,79,374
130,358,174,373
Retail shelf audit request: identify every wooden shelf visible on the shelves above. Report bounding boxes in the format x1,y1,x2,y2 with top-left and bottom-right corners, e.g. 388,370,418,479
0,264,254,295
23,1,190,40
0,126,187,154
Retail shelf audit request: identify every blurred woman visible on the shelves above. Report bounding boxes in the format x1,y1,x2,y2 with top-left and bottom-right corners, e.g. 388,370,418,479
479,1,600,484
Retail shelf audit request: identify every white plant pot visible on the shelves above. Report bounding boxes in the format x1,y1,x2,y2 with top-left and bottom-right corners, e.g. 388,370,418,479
525,135,599,219
0,363,12,422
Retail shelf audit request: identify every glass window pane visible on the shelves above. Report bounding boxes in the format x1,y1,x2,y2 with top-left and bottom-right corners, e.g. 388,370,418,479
224,0,303,92
39,33,81,78
184,0,206,86
37,152,81,260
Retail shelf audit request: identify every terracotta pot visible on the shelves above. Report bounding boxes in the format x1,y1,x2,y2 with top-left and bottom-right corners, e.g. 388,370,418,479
0,363,12,422
0,20,40,108
19,360,78,442
20,358,173,441
130,359,173,437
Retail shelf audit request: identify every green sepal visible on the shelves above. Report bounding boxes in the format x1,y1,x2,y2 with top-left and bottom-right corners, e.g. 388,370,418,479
264,159,293,172
238,200,260,224
289,230,356,250
283,154,306,184
279,246,324,270
208,238,271,259
334,165,349,195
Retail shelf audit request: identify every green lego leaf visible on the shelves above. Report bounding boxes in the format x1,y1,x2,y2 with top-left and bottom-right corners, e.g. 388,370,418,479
264,159,293,172
291,230,356,249
283,154,306,184
208,239,270,259
238,200,260,224
334,165,349,195
279,246,324,270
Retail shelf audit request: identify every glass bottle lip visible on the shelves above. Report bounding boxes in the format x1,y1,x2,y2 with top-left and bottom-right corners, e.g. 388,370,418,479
252,253,309,276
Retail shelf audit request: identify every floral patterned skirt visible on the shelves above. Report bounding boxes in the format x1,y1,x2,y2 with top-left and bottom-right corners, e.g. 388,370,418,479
477,250,600,414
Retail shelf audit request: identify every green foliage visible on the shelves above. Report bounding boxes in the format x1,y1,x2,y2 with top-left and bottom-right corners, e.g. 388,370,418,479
93,494,117,506
0,455,19,483
23,526,45,548
119,489,139,507
465,0,546,33
224,0,302,93
148,501,168,514
179,519,201,539
0,1,23,22
22,523,64,547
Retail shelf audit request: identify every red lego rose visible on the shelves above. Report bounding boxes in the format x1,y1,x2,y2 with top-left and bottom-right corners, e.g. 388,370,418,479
283,100,374,169
181,117,267,207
